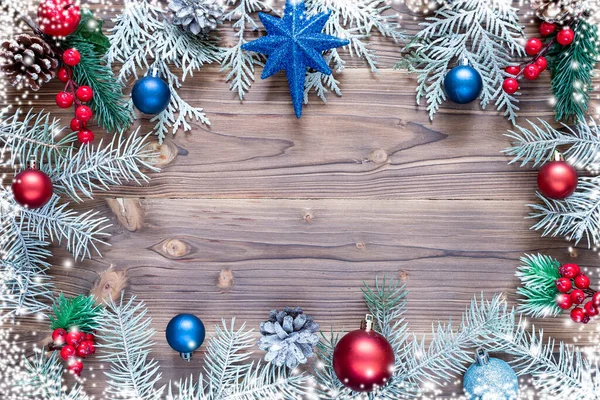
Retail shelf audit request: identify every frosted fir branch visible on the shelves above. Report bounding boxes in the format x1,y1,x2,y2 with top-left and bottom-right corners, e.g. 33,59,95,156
397,0,524,122
505,118,600,169
97,294,164,400
515,254,562,318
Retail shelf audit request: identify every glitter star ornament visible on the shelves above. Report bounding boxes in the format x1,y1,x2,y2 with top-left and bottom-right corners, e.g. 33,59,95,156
241,0,349,118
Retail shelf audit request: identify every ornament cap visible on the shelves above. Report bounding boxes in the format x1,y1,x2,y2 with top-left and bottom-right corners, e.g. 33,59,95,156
554,150,564,161
360,314,374,331
474,348,490,366
180,352,192,362
459,57,470,66
29,158,37,170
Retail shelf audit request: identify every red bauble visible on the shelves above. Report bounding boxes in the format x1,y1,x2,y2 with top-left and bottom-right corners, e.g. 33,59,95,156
555,277,572,293
76,86,93,102
570,289,585,305
60,345,76,360
37,0,81,37
502,78,519,95
76,105,93,122
333,316,394,392
77,129,94,144
537,161,577,199
559,263,580,279
575,274,591,289
68,360,83,376
12,166,53,209
593,292,600,307
70,118,84,132
504,66,520,75
56,91,74,108
65,330,84,347
556,293,572,310
584,301,598,317
52,328,67,345
525,38,543,56
523,64,540,80
57,67,70,83
540,21,556,36
76,340,93,357
571,307,589,324
535,56,548,72
62,48,81,67
557,28,575,46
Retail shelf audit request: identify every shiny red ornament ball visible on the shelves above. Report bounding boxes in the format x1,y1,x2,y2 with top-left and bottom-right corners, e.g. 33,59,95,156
523,64,540,80
557,28,575,46
535,56,548,72
584,301,598,317
68,360,83,376
570,289,585,305
77,129,94,144
575,274,591,289
76,105,93,122
12,167,53,209
37,0,80,37
57,67,70,83
56,91,74,108
333,317,394,392
52,328,67,345
539,21,556,36
593,292,600,307
537,161,577,199
70,118,84,132
502,78,519,94
65,330,84,347
62,48,81,67
555,277,572,293
76,86,93,102
571,307,589,324
556,293,572,310
60,345,76,361
559,263,580,279
525,38,543,56
504,66,520,75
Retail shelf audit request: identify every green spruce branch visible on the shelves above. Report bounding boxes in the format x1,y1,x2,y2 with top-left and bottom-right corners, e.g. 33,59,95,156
49,294,102,332
515,254,562,318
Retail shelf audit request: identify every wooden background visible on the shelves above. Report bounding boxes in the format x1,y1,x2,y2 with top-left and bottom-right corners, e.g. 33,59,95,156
10,1,600,398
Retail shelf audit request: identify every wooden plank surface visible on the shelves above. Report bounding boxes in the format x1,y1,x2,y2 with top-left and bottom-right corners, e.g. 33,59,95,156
9,1,600,398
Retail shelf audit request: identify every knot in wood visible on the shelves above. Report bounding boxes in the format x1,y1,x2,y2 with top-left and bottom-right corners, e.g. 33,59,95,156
163,238,191,259
356,242,365,250
398,270,408,282
217,268,234,290
303,211,313,222
368,148,388,163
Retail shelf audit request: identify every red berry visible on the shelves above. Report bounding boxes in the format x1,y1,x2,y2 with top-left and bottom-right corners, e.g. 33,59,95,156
82,339,95,355
70,118,84,132
556,293,572,310
555,277,572,293
525,38,543,56
559,263,581,279
57,67,70,83
540,21,556,36
535,56,548,72
62,48,81,67
37,0,81,37
575,274,591,289
75,105,93,122
83,333,95,342
52,328,67,345
571,307,589,323
56,92,74,108
593,292,600,307
504,66,520,75
502,78,519,95
570,289,585,305
584,301,599,317
76,86,93,102
77,129,94,144
65,330,84,347
68,359,83,376
556,28,575,46
523,64,540,80
76,341,93,357
60,344,76,360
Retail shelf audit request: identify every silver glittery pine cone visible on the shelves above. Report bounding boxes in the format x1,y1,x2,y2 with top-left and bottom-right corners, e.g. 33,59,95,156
258,307,320,369
530,0,595,23
169,0,223,36
0,34,58,91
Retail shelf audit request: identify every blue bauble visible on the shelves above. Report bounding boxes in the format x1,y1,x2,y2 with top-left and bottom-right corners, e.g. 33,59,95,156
131,76,171,115
463,349,518,400
443,64,483,104
165,314,205,361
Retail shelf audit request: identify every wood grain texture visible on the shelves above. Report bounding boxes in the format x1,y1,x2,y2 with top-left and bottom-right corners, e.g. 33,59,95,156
9,1,600,398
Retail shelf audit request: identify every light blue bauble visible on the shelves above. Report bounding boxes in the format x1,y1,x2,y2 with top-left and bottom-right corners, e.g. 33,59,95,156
443,62,483,104
463,349,518,400
165,314,205,361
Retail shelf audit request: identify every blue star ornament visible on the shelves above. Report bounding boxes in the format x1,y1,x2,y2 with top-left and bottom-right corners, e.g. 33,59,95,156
242,0,349,118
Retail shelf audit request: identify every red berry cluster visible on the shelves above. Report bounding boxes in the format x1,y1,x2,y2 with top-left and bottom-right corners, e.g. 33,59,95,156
52,328,96,376
502,22,575,95
56,48,95,145
554,263,599,324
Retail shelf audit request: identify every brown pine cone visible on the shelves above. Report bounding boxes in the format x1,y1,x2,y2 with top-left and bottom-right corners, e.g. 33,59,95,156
0,34,59,91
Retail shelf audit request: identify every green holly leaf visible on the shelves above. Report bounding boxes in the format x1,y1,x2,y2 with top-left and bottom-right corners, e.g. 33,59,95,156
73,8,110,56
